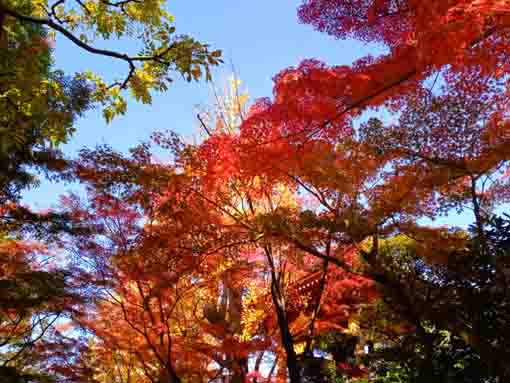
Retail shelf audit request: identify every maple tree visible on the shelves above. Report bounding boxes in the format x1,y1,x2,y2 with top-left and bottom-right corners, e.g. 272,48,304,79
53,138,261,382
4,1,510,382
46,77,382,382
62,143,379,382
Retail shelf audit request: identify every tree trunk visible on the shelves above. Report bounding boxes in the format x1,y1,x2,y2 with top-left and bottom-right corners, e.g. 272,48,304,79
264,246,301,383
270,280,301,383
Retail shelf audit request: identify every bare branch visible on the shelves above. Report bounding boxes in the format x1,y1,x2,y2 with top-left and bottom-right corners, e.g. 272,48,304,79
197,113,212,137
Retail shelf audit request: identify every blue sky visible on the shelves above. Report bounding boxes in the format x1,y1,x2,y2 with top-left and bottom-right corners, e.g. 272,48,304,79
21,1,479,228
24,0,383,209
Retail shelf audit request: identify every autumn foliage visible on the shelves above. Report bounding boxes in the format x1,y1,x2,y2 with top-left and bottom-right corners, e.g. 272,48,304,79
2,1,510,382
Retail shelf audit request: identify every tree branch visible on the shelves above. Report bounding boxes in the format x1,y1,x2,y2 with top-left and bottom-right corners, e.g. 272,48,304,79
0,2,178,89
